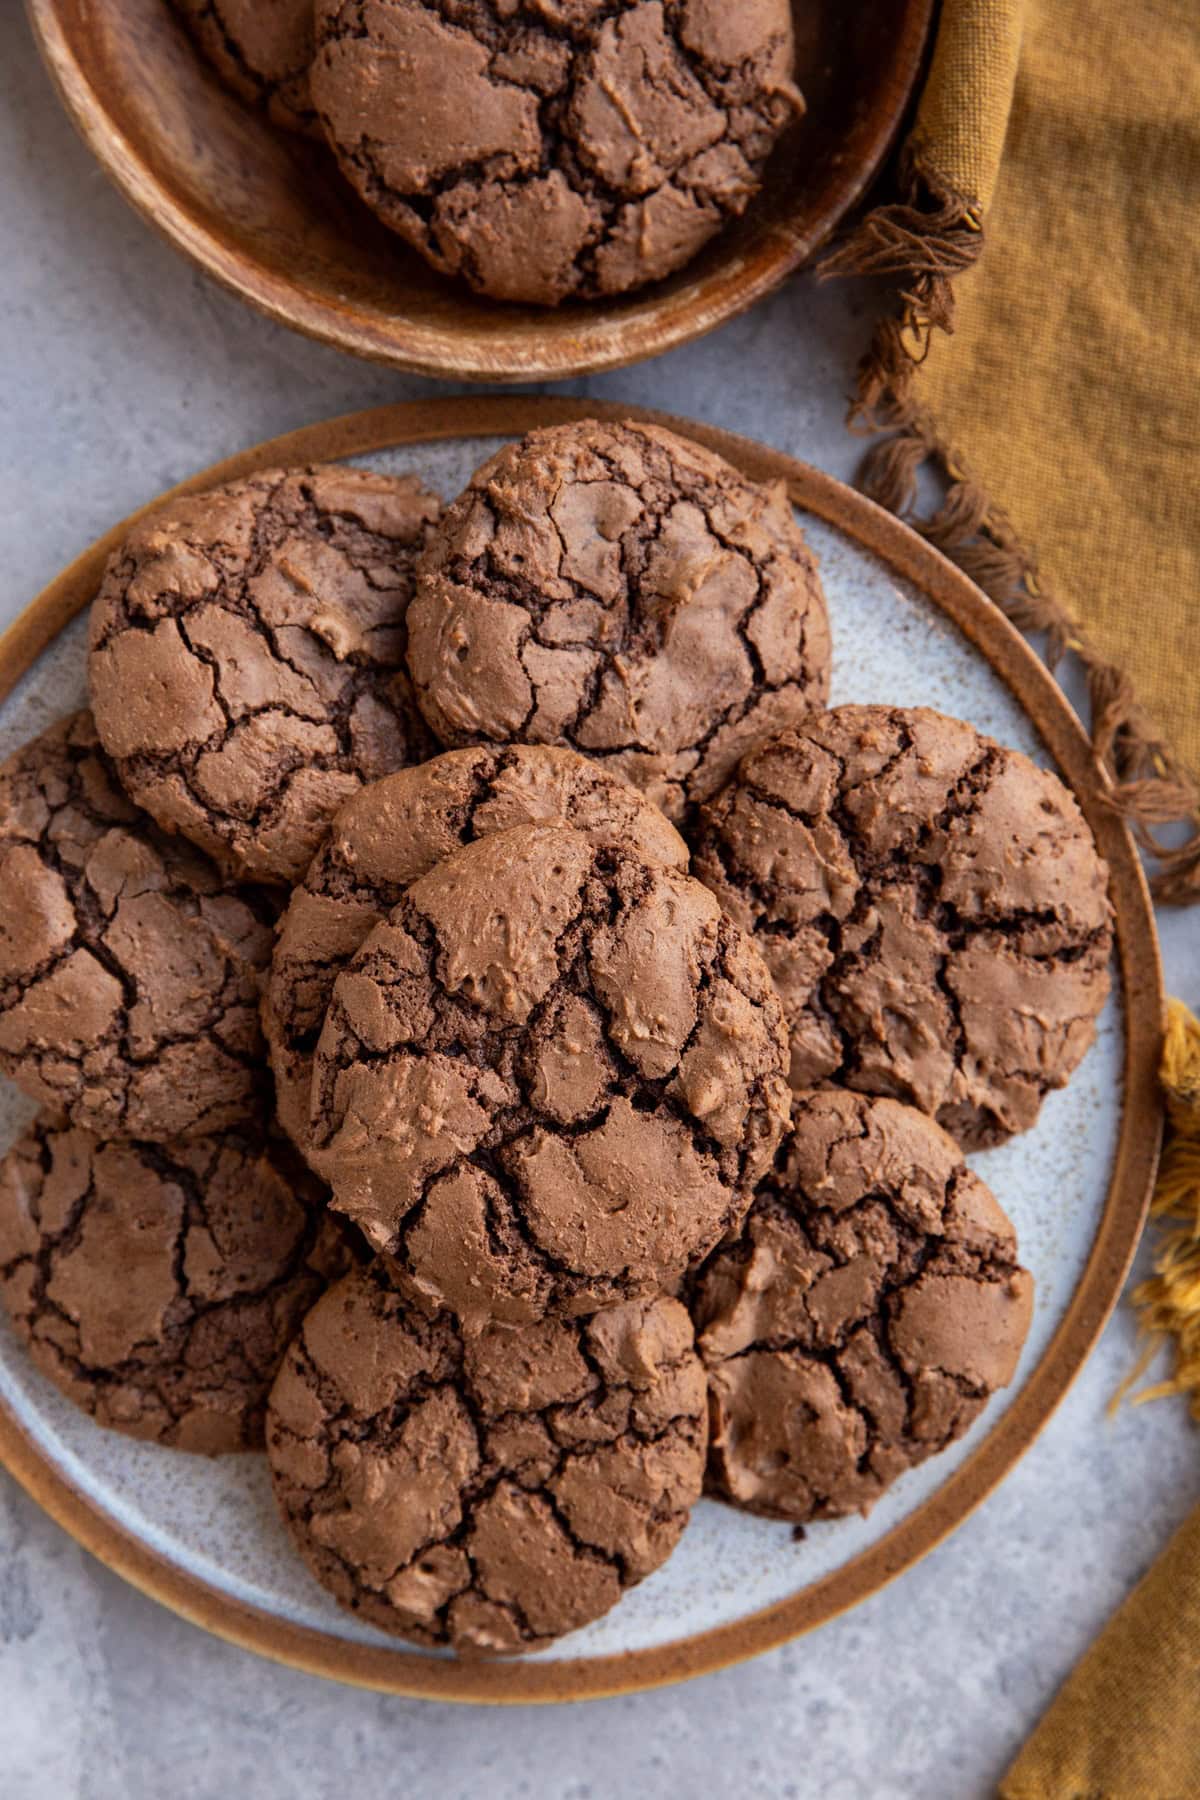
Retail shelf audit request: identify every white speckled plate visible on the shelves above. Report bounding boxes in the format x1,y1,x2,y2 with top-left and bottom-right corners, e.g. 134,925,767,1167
0,400,1163,1703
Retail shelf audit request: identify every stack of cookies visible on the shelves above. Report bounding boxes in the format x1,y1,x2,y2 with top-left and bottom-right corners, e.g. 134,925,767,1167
0,420,1114,1656
166,0,803,305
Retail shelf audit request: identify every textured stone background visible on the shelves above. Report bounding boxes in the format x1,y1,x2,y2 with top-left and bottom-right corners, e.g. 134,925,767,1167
1,11,1197,1797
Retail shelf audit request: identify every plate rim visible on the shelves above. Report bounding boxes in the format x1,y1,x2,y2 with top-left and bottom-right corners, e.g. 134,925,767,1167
0,395,1164,1704
24,0,935,383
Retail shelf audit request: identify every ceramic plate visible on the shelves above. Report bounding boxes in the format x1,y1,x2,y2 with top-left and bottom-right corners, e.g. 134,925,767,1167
0,399,1162,1702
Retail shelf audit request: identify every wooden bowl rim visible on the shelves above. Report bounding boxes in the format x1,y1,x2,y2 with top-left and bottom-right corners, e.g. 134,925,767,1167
0,396,1163,1703
25,0,935,381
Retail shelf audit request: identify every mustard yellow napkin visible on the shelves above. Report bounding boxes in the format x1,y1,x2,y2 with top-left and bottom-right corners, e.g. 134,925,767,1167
1002,1003,1200,1795
1000,1504,1200,1798
828,0,1200,900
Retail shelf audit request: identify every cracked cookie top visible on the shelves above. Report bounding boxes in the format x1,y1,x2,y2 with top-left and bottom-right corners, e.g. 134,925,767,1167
692,1089,1034,1523
0,712,274,1141
310,0,800,304
170,0,319,137
406,420,831,823
692,706,1114,1148
0,1113,350,1453
267,1266,706,1652
264,744,688,1156
309,822,791,1329
88,465,441,886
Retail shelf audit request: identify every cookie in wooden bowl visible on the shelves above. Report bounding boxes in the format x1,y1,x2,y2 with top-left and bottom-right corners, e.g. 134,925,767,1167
168,0,319,137
310,0,801,305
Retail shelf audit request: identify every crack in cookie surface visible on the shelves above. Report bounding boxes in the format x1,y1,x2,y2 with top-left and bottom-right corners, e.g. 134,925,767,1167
267,1266,707,1651
0,1113,350,1452
311,0,800,303
170,0,321,137
309,822,791,1327
691,1088,1035,1522
407,420,831,824
88,466,441,886
264,743,689,1156
692,705,1114,1147
0,711,275,1139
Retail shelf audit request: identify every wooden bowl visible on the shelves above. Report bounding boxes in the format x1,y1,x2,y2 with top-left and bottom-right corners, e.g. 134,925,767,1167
26,0,933,382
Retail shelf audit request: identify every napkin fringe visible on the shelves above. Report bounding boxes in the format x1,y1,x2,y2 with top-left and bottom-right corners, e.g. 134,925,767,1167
1118,1002,1200,1415
822,152,1200,905
820,149,984,414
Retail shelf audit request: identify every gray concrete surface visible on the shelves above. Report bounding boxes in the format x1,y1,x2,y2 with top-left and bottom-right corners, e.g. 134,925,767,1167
1,10,1197,1797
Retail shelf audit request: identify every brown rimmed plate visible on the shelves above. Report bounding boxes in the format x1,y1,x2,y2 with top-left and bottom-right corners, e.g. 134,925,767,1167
0,398,1163,1703
25,0,934,382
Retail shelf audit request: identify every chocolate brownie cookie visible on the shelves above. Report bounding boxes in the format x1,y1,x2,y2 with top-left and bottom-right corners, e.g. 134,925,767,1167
88,466,441,886
693,1090,1034,1522
692,706,1114,1147
310,823,791,1329
170,0,319,137
0,712,273,1140
407,421,831,823
267,1266,706,1652
264,744,689,1155
310,0,800,304
0,1114,350,1453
